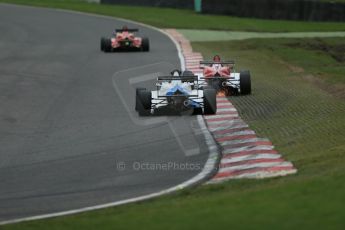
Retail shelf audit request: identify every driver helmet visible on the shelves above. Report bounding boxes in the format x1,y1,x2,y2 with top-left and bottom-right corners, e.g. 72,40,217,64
213,55,221,62
212,55,222,69
171,69,181,76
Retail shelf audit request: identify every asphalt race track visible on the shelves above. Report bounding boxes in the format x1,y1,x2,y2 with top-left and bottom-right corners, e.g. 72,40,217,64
0,4,209,221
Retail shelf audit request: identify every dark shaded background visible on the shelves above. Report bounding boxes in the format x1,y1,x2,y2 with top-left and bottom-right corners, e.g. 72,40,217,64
101,0,345,21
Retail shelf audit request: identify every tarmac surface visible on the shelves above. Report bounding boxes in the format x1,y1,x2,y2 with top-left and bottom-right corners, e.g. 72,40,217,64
0,4,209,221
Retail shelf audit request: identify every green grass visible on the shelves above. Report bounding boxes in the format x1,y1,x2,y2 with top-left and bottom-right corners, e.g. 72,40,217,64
3,38,345,230
1,0,345,32
275,38,345,84
178,29,345,41
2,174,345,230
215,37,345,85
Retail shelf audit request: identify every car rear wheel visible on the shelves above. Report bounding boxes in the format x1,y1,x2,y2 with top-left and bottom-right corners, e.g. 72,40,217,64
135,88,146,111
141,37,149,52
193,108,203,115
207,78,223,92
136,89,152,116
100,37,106,51
181,70,197,89
182,70,194,76
240,70,251,95
203,88,217,115
104,38,112,52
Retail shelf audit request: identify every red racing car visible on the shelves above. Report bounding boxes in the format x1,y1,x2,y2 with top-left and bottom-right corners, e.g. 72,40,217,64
100,26,149,52
200,55,251,96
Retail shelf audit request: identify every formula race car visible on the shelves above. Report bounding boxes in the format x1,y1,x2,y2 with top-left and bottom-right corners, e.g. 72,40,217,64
199,55,251,96
100,26,149,52
135,70,217,116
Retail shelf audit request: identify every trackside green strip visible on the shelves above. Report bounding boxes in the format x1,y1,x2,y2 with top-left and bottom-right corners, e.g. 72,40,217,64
178,30,345,41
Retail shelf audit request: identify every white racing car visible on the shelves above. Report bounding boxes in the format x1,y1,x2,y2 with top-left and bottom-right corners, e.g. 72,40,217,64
135,70,217,116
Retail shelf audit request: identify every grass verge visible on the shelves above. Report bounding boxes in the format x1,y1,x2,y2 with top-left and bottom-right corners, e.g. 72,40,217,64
178,29,345,42
0,0,345,32
2,37,345,229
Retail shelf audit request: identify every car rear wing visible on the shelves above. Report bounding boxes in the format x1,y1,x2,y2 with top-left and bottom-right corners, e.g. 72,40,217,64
115,29,139,32
157,76,198,83
199,76,235,80
199,61,235,65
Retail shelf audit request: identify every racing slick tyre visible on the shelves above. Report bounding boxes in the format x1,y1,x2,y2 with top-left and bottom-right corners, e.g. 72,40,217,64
104,38,112,52
239,70,251,95
141,37,150,52
203,88,217,115
193,108,203,115
207,78,222,92
181,70,196,88
135,88,146,111
182,70,194,76
100,37,106,51
137,89,152,116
